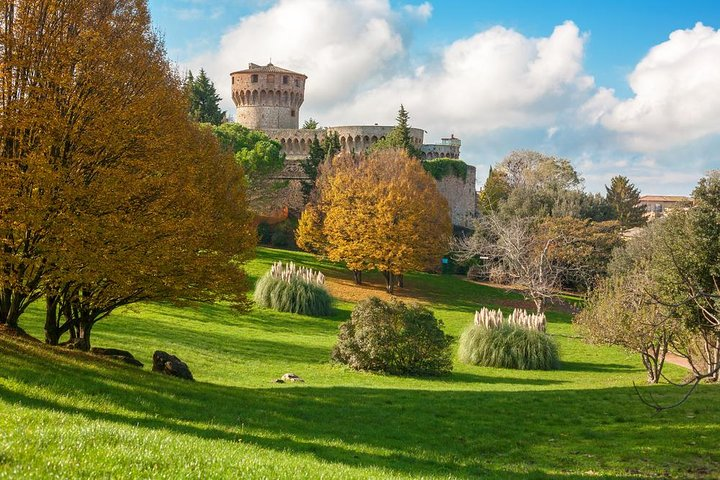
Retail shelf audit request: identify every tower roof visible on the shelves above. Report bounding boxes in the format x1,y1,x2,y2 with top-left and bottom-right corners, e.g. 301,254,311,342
230,62,307,78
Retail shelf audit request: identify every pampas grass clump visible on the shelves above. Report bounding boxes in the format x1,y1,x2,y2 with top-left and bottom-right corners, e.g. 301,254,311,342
458,324,559,370
254,262,332,316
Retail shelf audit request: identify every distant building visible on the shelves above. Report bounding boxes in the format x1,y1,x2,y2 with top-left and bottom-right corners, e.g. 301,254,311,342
421,135,461,159
639,195,693,220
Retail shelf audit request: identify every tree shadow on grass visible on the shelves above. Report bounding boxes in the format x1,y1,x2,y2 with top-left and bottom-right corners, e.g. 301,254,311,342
419,371,568,386
2,336,718,479
558,361,642,373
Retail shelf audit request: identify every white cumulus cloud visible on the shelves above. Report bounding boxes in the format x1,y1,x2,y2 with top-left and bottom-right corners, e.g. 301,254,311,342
320,20,594,142
188,0,419,113
403,2,432,21
600,22,720,151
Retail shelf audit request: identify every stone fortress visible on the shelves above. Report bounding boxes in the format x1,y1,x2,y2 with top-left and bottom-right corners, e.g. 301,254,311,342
231,62,476,228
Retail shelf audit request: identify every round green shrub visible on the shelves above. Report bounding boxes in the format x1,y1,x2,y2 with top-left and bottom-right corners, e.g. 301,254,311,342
253,273,333,317
458,324,560,370
332,297,453,376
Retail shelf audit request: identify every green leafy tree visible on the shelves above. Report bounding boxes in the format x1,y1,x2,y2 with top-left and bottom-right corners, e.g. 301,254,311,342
210,123,285,211
187,69,225,125
492,150,585,219
477,167,511,214
539,216,622,291
370,105,422,158
658,172,720,382
605,175,646,229
302,118,319,129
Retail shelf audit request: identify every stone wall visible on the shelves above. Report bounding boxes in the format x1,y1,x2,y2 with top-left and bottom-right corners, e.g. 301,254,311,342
329,126,424,155
434,165,477,229
264,126,425,161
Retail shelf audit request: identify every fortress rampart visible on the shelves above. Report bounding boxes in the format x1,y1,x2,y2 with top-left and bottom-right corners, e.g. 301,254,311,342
231,62,477,228
263,126,424,160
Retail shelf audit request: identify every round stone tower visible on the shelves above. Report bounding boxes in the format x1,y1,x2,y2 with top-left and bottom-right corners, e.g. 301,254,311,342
231,62,306,130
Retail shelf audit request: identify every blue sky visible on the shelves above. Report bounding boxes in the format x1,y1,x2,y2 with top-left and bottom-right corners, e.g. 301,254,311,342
148,0,720,194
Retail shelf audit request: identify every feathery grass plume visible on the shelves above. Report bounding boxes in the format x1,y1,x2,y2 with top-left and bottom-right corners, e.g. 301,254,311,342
254,261,332,316
458,324,559,370
460,308,558,370
473,306,546,332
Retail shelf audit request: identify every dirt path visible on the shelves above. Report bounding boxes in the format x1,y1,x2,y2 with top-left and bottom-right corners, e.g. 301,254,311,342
665,351,691,370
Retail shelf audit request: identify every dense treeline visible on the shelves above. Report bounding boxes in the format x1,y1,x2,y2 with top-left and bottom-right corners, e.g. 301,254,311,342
578,172,720,390
457,151,629,305
0,0,255,350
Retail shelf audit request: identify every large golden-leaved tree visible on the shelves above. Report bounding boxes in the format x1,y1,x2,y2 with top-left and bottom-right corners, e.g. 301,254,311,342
297,148,451,293
0,0,255,348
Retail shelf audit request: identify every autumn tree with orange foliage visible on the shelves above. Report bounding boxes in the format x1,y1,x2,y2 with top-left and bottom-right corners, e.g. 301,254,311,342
297,149,451,293
0,0,255,348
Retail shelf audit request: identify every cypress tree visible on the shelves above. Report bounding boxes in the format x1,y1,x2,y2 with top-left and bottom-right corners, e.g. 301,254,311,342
300,135,325,202
605,175,647,229
369,105,422,158
322,131,341,160
188,69,225,125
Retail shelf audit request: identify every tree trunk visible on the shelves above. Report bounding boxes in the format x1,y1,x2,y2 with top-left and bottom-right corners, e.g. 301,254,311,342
397,274,404,288
532,296,544,314
1,290,23,329
44,295,61,345
353,270,362,285
382,271,394,294
706,336,720,382
640,353,658,384
641,344,667,384
0,288,10,326
73,320,94,351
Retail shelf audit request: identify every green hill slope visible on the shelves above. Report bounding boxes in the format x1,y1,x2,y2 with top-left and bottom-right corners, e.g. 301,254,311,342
0,248,718,479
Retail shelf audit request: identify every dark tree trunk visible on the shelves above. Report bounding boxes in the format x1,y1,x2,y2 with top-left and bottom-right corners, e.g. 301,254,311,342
397,274,404,288
353,270,362,285
44,295,61,345
1,289,23,329
382,271,395,294
73,320,94,351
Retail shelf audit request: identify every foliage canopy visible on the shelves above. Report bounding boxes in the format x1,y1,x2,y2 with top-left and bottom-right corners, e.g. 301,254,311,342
332,297,453,375
297,148,452,293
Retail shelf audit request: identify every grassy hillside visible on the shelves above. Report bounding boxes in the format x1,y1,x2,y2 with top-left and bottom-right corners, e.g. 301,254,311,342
1,248,718,479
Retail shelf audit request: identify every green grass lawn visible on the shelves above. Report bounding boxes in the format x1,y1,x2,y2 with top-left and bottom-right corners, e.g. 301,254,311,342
1,247,718,479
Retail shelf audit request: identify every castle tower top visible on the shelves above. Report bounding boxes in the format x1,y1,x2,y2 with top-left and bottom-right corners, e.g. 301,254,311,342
231,62,307,129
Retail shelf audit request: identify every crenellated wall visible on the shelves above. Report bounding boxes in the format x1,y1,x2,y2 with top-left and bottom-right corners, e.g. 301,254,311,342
421,144,460,159
231,63,306,129
263,126,425,161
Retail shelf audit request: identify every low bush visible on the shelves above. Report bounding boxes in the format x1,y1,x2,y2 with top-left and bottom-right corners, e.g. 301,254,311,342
458,324,559,370
332,297,453,376
254,262,332,316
